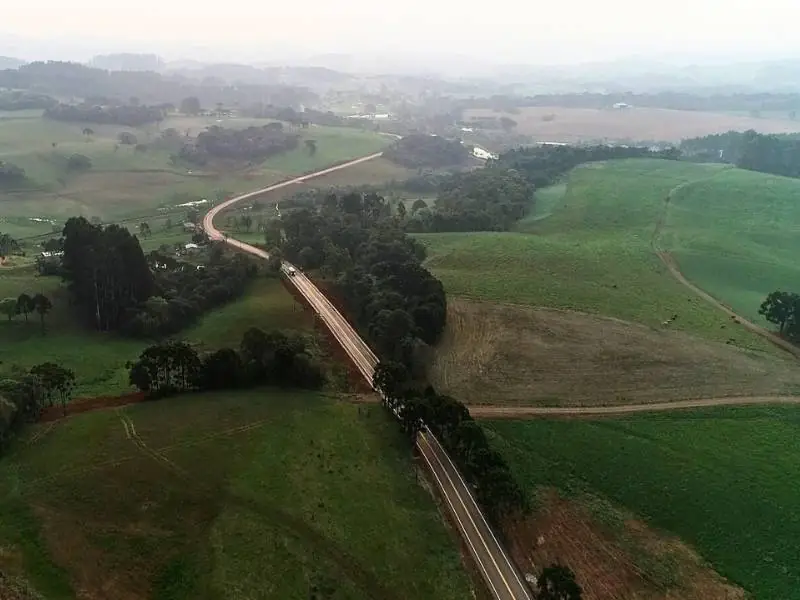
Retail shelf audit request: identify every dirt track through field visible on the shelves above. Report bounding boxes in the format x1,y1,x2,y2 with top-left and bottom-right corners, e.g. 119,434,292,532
469,395,800,418
346,393,800,417
25,421,57,446
652,179,800,359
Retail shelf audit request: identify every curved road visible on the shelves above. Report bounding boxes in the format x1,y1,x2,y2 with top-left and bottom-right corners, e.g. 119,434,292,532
202,155,533,600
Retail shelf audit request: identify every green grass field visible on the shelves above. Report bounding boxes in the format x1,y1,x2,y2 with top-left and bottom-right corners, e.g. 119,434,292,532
486,406,800,600
0,112,389,242
417,159,778,352
0,268,311,396
0,390,472,599
659,168,800,324
514,182,566,227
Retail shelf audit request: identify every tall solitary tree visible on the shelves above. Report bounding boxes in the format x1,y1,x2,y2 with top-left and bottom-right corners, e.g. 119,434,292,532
17,293,35,322
500,116,518,131
32,293,52,333
759,291,800,335
0,297,18,321
180,96,201,116
0,233,19,260
410,199,428,215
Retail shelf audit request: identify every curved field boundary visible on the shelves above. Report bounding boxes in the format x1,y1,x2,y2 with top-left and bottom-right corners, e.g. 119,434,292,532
651,177,800,359
469,395,800,418
345,394,800,418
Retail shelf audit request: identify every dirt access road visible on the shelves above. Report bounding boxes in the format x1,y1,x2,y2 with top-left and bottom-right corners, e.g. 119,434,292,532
651,182,800,359
469,395,800,419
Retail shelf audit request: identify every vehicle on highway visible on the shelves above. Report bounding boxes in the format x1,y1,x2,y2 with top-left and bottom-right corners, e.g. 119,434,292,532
287,266,297,276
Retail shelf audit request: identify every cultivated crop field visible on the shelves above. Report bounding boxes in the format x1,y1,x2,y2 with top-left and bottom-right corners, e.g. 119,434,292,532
659,168,800,324
0,111,389,241
0,391,472,599
419,159,800,405
0,267,312,396
463,106,800,143
486,405,800,600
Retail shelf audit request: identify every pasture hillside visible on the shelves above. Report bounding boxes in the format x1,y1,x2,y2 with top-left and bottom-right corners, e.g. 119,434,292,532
0,391,472,600
486,406,800,600
419,160,754,344
419,159,800,406
0,267,312,396
0,111,389,240
464,106,800,143
658,168,800,324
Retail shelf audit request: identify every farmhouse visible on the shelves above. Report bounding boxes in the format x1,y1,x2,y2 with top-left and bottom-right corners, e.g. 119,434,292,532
472,147,498,161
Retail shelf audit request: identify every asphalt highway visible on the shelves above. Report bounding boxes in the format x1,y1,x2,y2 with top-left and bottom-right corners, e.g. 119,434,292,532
202,154,533,600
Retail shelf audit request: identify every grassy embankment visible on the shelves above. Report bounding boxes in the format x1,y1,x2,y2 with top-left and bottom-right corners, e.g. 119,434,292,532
0,390,472,599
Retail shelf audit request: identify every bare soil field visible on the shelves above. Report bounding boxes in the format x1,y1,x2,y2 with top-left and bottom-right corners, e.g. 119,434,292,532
505,489,744,600
431,297,800,407
464,106,800,142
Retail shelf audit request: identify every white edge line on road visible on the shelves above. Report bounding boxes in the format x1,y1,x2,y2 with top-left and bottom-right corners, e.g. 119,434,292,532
424,428,532,597
420,433,529,600
417,433,503,600
203,150,529,600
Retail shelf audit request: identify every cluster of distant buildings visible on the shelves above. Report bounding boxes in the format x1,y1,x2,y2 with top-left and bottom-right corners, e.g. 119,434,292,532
345,112,391,121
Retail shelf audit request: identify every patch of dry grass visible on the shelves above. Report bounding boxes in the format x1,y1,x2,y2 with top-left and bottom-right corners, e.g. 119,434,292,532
504,489,745,600
431,298,800,406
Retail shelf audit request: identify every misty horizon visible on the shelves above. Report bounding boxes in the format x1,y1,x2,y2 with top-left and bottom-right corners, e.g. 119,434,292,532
4,0,800,71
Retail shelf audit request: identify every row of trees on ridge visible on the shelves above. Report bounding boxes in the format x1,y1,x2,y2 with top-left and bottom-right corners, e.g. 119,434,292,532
0,293,53,331
374,366,528,526
383,134,473,169
681,129,800,178
273,191,532,537
274,192,447,375
0,161,27,186
179,124,299,166
128,328,324,396
393,143,679,234
44,103,166,127
1,362,76,450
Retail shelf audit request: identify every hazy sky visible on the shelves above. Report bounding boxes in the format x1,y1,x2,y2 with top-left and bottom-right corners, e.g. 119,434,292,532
4,0,800,64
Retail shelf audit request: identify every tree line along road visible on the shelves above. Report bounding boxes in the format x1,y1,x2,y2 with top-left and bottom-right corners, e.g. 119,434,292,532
201,153,534,600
